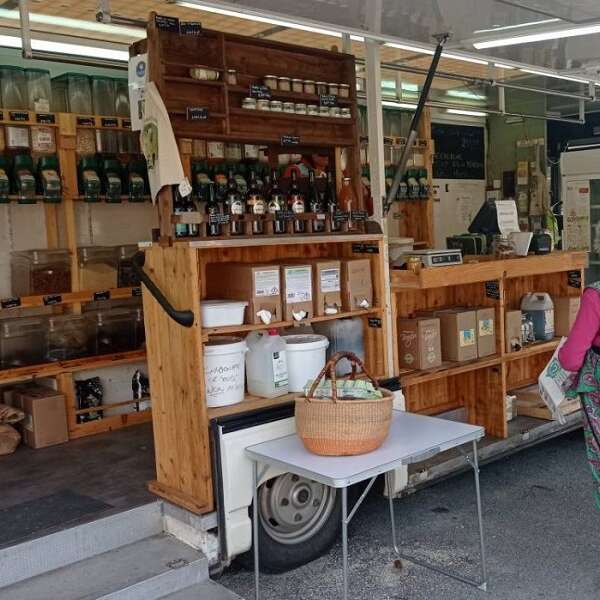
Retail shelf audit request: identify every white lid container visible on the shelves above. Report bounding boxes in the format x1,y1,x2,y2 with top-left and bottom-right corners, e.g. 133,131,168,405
283,334,329,392
201,299,248,327
204,336,247,407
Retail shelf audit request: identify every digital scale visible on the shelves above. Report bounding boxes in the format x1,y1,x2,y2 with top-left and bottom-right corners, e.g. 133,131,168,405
411,248,463,267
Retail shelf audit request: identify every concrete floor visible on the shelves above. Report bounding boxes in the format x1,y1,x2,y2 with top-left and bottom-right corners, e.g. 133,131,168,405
222,428,600,600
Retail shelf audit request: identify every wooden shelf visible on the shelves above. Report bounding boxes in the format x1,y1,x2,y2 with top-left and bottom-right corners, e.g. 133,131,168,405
503,339,560,362
164,76,225,87
503,251,588,278
229,107,354,126
227,85,353,105
400,355,502,387
69,408,152,440
75,195,151,203
207,392,295,420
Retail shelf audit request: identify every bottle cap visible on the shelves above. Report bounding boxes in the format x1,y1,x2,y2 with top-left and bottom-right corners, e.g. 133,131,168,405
268,328,278,336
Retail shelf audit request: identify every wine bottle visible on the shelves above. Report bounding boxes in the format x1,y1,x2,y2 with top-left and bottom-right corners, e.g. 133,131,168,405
325,169,340,232
308,170,325,233
289,170,305,234
226,169,245,235
205,181,221,237
174,188,188,238
246,170,267,235
339,177,356,231
268,169,286,235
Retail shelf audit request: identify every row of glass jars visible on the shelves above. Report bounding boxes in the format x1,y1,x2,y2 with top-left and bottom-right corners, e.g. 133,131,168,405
242,98,351,118
263,76,350,97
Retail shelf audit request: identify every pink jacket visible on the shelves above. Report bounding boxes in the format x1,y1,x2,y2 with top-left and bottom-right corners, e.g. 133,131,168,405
558,288,600,372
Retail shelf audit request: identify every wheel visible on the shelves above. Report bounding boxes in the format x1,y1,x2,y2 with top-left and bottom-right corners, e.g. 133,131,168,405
239,473,341,573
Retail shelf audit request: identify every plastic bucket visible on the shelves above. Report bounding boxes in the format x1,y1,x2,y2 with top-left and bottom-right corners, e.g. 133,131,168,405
203,336,247,407
283,334,329,392
201,299,248,327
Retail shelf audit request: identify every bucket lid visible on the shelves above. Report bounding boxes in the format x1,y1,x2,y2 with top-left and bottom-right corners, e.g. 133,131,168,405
204,336,247,355
283,334,329,351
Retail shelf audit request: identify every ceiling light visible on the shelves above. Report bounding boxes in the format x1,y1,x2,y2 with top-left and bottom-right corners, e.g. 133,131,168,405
382,100,417,110
520,68,589,84
473,18,560,35
447,108,487,117
442,52,488,66
446,89,486,100
0,33,129,61
385,42,434,55
494,63,516,70
473,23,600,49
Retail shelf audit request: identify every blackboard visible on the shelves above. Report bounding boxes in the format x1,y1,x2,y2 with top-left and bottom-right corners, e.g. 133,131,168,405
432,124,485,180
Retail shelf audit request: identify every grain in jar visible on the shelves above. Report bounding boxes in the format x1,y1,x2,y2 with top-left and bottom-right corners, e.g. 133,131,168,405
338,83,350,98
226,69,237,85
264,75,277,90
303,80,316,95
292,78,303,93
278,77,291,92
316,81,328,95
11,249,71,296
78,246,118,290
328,82,339,95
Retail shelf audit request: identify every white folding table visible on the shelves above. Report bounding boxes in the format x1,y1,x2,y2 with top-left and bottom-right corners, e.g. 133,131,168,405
246,410,487,600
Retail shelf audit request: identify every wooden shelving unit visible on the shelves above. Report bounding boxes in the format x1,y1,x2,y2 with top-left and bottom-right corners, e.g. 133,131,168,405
391,251,587,438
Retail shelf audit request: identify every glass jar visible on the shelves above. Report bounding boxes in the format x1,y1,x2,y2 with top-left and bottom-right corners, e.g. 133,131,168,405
244,144,260,159
46,314,90,362
303,80,316,95
242,97,257,110
31,126,56,153
88,308,137,355
338,83,350,98
225,143,243,161
264,75,278,90
340,107,352,119
316,81,328,95
25,68,52,112
207,141,225,159
295,103,307,115
257,99,270,111
51,72,92,114
0,318,46,368
283,102,295,114
292,78,303,93
328,82,339,96
226,69,237,85
278,77,291,92
11,249,71,296
329,106,341,118
78,246,118,290
319,106,330,117
117,245,141,287
114,78,130,117
91,76,116,116
307,104,319,116
0,66,27,110
492,235,516,259
270,100,283,112
189,67,219,81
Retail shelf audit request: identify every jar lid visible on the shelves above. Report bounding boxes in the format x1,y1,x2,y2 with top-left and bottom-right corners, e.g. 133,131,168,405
339,83,350,88
265,74,277,78
270,100,283,106
243,97,256,102
278,76,291,80
304,79,315,84
227,68,237,73
291,78,303,82
316,81,327,85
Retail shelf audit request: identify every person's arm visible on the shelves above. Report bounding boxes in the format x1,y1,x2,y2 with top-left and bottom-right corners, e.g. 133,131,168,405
558,288,600,372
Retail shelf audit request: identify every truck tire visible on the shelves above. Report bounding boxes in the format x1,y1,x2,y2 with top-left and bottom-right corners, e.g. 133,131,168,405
240,472,341,573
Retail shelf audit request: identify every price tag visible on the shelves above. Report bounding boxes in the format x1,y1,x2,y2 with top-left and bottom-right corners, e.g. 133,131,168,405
333,211,350,223
249,84,272,100
350,210,368,222
368,317,382,328
77,116,94,127
352,243,379,254
93,290,111,301
180,21,202,35
178,178,193,198
10,111,29,122
101,117,118,128
276,209,296,221
485,281,501,300
281,134,300,146
36,113,55,124
43,294,62,306
186,106,209,121
1,297,21,309
567,270,582,289
209,213,230,225
155,14,180,33
319,94,337,107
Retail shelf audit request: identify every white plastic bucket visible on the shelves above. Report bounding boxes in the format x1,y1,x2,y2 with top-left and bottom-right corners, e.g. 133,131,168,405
283,334,329,392
203,336,247,407
201,299,248,327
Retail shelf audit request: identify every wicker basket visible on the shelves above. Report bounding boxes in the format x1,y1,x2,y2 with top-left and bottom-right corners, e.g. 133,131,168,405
295,351,393,456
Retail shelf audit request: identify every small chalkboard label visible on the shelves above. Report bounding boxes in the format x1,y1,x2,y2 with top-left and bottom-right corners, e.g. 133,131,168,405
319,94,337,107
186,106,209,121
276,209,296,221
249,84,272,100
350,210,368,222
132,287,142,297
1,297,21,309
36,113,55,124
122,119,131,129
352,243,379,254
485,281,501,300
101,117,118,128
43,294,62,306
93,290,111,301
281,134,300,146
333,211,350,223
10,111,28,122
77,116,94,127
567,270,582,289
368,317,382,328
180,21,202,36
209,213,230,225
155,14,180,33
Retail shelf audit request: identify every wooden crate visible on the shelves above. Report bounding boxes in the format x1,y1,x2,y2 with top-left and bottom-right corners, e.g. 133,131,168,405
514,385,581,420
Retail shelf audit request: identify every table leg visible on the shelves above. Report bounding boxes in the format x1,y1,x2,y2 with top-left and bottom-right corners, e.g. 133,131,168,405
253,461,260,600
342,486,348,600
386,471,400,555
472,439,488,591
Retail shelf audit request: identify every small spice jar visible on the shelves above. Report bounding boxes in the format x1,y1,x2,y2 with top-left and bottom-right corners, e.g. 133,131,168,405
278,77,291,92
242,97,257,110
257,99,270,111
292,78,303,93
283,102,295,114
329,106,341,118
207,141,225,159
316,81,328,94
307,104,319,116
264,75,278,90
340,107,352,119
406,256,422,274
303,80,316,95
295,103,307,115
338,83,350,98
328,82,339,96
226,68,237,85
318,106,330,117
270,100,283,112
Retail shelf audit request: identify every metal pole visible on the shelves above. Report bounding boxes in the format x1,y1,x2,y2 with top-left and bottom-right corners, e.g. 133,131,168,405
253,461,260,600
18,0,32,59
472,440,487,590
342,487,349,600
386,472,400,554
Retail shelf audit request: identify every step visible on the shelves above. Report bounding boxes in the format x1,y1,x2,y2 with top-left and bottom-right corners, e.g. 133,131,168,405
0,502,163,589
161,580,244,600
0,533,208,600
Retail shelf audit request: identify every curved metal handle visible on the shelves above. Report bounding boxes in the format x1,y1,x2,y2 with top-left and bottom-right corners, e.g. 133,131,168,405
132,251,194,328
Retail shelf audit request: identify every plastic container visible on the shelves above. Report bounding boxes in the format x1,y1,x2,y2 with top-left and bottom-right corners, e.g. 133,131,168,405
0,66,27,110
201,300,248,327
114,78,130,117
46,314,90,362
78,246,118,290
37,155,62,202
89,308,136,355
91,76,116,116
521,293,555,341
79,156,101,202
117,245,141,287
313,317,364,376
51,73,92,114
0,317,46,368
246,330,288,398
25,68,52,112
282,334,329,392
11,249,71,296
204,336,247,407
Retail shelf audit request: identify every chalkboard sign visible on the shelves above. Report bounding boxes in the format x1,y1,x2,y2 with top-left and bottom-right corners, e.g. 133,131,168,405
249,84,272,100
186,107,209,121
431,124,485,180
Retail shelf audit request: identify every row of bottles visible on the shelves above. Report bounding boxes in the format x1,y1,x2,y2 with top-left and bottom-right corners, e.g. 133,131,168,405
78,156,149,202
383,166,430,200
0,154,61,203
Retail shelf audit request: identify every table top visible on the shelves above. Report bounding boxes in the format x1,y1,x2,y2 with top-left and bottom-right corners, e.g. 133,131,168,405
246,410,484,488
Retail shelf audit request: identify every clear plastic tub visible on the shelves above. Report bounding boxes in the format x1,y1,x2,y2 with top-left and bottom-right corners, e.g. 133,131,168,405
0,317,46,368
78,246,118,290
25,68,52,112
46,314,90,362
91,76,116,116
51,73,92,114
117,245,140,287
114,78,130,117
313,317,364,376
0,66,27,110
11,248,71,296
88,308,137,355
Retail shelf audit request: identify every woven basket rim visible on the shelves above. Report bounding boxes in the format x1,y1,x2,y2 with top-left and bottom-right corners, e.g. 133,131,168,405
296,387,394,404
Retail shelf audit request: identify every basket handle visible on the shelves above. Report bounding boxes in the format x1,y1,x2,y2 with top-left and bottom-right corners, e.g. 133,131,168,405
306,351,379,403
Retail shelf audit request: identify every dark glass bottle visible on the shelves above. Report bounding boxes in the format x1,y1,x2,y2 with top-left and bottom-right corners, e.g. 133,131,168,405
174,188,188,238
205,182,222,237
246,170,267,235
289,170,305,234
268,169,286,235
325,169,340,232
308,170,325,233
226,169,245,235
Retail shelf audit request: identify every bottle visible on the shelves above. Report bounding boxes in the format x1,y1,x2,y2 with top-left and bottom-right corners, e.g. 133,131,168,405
308,170,326,233
407,168,420,198
245,329,289,398
325,168,340,232
418,168,429,198
226,169,245,235
246,170,267,235
289,169,305,234
174,188,188,238
268,169,286,235
192,161,211,202
205,181,222,237
339,177,356,231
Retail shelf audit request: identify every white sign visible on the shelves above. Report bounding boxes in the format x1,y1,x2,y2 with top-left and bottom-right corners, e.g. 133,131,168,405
128,53,148,131
495,200,520,235
563,180,591,251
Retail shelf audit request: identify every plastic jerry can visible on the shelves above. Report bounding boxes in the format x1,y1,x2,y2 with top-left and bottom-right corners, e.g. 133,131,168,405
246,329,289,398
520,293,554,341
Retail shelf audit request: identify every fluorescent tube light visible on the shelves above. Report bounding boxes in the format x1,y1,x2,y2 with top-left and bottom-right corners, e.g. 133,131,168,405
386,42,490,65
473,23,600,49
520,68,589,84
446,89,486,101
382,100,417,110
447,108,487,117
494,63,516,70
442,52,488,66
385,42,434,55
473,18,560,34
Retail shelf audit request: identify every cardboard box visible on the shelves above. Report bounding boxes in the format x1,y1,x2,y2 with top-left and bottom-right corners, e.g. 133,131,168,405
476,307,496,358
505,310,522,353
280,264,314,321
13,384,68,449
206,262,282,324
554,296,580,337
439,309,477,362
312,259,342,316
398,317,442,370
341,259,373,311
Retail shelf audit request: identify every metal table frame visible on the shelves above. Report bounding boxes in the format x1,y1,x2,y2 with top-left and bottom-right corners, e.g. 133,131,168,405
247,411,487,600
